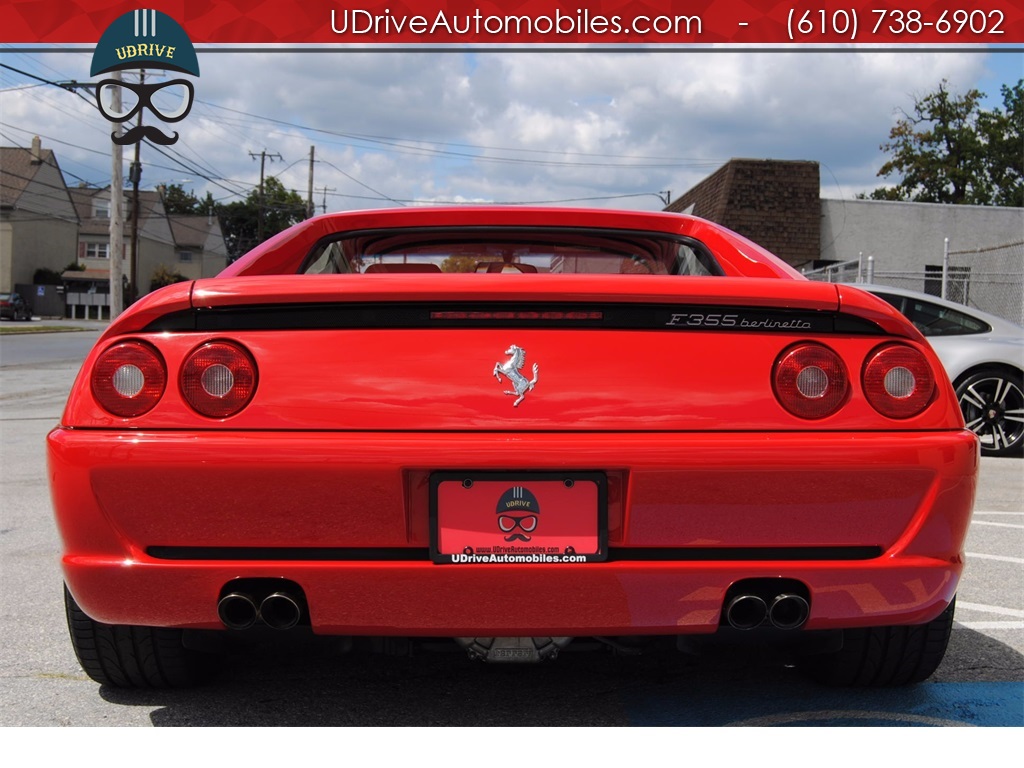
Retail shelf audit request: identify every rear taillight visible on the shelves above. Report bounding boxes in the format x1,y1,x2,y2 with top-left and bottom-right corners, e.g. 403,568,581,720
773,343,849,419
862,344,935,419
180,341,257,418
91,341,167,417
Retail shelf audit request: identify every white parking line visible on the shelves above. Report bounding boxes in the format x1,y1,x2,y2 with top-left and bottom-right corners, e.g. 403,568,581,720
957,621,1024,630
957,601,1024,618
966,552,1024,565
970,520,1024,529
972,511,1023,517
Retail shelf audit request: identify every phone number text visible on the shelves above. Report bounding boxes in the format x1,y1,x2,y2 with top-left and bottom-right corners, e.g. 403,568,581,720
787,8,1006,41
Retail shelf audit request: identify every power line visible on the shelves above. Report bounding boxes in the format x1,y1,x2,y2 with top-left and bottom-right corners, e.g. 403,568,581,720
0,62,78,93
3,58,692,211
318,159,404,207
1,66,255,202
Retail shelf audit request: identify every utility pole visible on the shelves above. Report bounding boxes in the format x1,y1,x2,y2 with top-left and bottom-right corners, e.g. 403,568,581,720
249,149,282,242
107,71,125,319
318,186,335,214
306,146,315,219
128,69,144,304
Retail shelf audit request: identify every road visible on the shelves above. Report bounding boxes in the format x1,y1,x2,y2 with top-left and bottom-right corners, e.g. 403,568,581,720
0,328,1021,728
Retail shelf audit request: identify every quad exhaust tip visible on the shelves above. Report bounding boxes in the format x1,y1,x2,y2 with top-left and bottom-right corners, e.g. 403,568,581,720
260,592,302,631
217,592,259,631
724,589,810,631
768,593,810,630
724,594,768,630
217,587,305,631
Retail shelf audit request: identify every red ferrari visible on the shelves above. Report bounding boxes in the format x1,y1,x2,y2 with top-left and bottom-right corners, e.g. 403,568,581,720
49,207,978,688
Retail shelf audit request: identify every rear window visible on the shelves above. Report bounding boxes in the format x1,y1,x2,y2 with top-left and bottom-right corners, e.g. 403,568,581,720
873,293,990,336
300,227,722,277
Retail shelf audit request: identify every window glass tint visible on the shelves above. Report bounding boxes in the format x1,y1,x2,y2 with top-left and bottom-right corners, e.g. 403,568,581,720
871,291,993,336
871,293,906,314
905,298,989,336
300,228,722,276
303,242,352,275
872,292,989,336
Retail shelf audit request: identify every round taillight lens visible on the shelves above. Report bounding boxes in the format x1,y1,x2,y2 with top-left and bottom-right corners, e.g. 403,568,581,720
773,343,849,419
180,342,257,418
91,341,167,417
863,344,935,419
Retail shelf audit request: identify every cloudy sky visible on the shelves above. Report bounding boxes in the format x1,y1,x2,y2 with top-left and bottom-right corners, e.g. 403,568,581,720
1,46,1021,212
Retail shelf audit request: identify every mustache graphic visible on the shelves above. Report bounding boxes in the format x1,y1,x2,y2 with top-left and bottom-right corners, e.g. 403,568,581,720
504,533,531,542
112,125,179,146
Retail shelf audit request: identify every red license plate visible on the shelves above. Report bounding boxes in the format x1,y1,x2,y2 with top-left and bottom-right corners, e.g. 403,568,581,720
430,472,607,564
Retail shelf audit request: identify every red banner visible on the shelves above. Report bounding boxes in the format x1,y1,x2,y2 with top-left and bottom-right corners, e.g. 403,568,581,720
2,0,1022,44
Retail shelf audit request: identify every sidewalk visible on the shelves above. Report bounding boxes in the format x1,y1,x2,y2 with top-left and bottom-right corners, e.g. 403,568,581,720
0,317,110,334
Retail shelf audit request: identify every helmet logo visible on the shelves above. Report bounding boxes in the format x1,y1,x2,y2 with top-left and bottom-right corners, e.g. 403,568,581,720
492,344,539,407
91,10,199,146
496,486,540,542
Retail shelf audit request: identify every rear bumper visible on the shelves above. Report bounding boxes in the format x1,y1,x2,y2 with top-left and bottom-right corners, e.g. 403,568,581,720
48,429,978,635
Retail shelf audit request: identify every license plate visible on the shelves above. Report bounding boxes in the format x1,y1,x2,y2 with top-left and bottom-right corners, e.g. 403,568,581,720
430,472,607,564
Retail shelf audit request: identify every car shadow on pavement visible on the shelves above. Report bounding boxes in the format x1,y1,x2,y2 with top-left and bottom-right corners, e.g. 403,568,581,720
91,626,1024,727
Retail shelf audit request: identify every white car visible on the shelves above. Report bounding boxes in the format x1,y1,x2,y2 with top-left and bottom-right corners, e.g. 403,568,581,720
860,285,1023,456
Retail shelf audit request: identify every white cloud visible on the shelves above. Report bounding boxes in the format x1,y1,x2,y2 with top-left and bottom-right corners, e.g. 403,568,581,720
1,47,1016,211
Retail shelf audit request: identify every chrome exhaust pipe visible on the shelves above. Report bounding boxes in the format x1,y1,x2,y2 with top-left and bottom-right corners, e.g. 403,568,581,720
218,592,259,630
260,592,302,630
768,593,810,630
724,594,768,630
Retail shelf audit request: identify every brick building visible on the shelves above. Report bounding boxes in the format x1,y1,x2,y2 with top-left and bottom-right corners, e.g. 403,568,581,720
664,159,821,269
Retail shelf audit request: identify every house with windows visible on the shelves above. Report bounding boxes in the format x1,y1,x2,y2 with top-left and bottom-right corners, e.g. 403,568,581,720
3,138,228,317
168,214,229,279
68,186,176,294
0,137,79,294
65,187,228,316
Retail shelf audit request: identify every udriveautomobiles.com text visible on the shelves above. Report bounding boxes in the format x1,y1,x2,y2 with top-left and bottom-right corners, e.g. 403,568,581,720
330,8,703,37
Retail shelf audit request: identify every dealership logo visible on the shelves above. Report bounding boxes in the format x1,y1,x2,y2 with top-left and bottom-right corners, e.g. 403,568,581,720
496,486,540,542
91,9,200,145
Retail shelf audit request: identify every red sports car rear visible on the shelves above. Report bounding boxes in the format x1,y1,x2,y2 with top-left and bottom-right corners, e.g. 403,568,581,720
48,208,978,688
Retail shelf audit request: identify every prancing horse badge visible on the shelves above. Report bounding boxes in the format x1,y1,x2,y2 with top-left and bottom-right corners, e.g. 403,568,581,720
493,344,539,407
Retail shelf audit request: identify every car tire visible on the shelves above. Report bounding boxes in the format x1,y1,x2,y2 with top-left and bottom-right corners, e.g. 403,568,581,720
955,368,1024,457
803,598,955,687
64,585,216,688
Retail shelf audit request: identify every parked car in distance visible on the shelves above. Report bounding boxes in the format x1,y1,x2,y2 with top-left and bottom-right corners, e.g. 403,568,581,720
0,292,32,321
858,284,1023,457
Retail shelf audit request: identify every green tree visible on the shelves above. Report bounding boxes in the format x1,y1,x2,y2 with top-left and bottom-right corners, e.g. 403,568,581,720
217,176,308,261
34,267,65,284
977,81,1023,207
150,264,189,291
440,255,479,272
867,79,1023,206
160,184,215,215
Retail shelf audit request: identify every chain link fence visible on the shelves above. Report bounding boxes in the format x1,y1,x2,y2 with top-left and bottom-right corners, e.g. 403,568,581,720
947,241,1024,326
803,240,1024,327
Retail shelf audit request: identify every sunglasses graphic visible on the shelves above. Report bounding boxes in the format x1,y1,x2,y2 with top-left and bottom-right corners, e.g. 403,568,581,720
96,79,194,123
